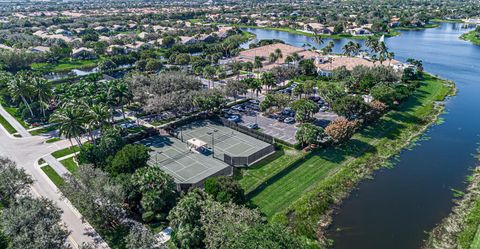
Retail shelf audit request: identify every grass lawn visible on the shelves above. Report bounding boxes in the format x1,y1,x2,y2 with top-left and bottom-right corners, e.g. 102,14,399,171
52,146,80,159
30,124,59,136
45,137,61,143
238,147,306,194
457,198,480,249
31,58,99,73
431,18,464,23
460,31,480,46
471,223,480,249
0,113,17,134
243,74,454,241
0,99,29,129
234,24,398,40
41,165,64,187
60,157,78,174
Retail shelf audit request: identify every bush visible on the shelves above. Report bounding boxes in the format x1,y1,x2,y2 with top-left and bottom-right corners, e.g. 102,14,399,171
204,176,244,204
324,117,360,144
107,144,150,176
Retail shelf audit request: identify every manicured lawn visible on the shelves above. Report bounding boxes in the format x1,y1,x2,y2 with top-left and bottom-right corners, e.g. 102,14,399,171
60,157,78,174
238,147,306,194
31,58,99,73
245,74,453,240
52,146,80,159
30,124,59,136
41,165,64,187
45,137,61,143
0,113,17,134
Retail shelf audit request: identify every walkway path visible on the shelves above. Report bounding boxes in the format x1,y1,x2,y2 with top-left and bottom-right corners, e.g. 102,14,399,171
0,104,30,137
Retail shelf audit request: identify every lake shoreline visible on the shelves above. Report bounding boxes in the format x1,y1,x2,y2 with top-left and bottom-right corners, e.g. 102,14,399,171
423,166,480,249
266,74,456,247
460,30,480,46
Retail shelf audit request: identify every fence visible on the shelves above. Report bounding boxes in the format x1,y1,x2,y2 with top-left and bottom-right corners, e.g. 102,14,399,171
223,144,275,167
217,117,274,145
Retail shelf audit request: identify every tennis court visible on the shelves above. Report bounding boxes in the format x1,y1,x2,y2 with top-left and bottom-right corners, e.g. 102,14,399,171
137,135,231,188
174,120,274,161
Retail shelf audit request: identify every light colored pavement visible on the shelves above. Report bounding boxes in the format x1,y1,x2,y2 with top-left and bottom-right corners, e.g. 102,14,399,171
43,154,71,176
0,105,31,137
0,105,108,248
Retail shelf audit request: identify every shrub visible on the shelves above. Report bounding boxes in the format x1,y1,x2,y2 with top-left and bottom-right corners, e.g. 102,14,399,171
107,144,150,176
324,117,360,144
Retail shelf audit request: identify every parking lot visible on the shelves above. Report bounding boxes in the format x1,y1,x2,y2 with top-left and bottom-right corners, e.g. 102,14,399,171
227,97,339,145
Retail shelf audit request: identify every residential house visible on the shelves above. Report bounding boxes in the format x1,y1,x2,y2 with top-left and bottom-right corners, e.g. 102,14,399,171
315,56,402,76
71,47,96,60
179,36,197,45
106,45,127,55
29,46,50,53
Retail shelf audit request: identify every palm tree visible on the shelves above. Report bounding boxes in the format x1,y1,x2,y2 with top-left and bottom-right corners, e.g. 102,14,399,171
85,103,110,144
31,77,52,119
7,75,34,118
203,66,216,88
387,52,395,65
254,56,263,69
342,42,354,56
260,73,275,93
313,32,324,48
274,48,283,59
113,80,133,120
268,52,278,63
50,105,86,148
248,79,262,99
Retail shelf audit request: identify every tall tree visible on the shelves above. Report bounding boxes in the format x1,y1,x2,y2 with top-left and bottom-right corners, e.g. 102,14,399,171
7,75,34,118
0,157,33,207
31,77,52,119
1,196,71,249
50,105,86,148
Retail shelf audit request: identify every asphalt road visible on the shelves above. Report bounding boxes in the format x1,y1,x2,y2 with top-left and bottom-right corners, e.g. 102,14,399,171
0,105,108,248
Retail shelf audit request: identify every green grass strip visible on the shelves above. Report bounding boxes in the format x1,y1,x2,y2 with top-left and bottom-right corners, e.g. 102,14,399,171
52,146,80,159
60,157,78,174
41,165,64,187
0,113,17,134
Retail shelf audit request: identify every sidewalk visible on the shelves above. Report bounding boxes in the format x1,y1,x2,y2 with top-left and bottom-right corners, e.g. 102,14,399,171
0,104,31,137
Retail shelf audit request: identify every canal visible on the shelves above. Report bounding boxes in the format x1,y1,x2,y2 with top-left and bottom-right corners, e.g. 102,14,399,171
242,23,480,249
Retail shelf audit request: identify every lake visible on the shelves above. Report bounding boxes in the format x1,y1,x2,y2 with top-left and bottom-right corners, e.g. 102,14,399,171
242,23,480,249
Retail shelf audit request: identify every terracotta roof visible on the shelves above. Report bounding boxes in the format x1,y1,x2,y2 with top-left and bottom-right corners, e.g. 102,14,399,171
316,56,400,71
238,43,307,64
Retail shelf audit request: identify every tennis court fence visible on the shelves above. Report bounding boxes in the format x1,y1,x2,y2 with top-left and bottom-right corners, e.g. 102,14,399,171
223,144,275,167
216,117,275,145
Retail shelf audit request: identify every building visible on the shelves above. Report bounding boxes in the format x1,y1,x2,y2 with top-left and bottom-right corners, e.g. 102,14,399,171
235,43,319,70
315,56,402,76
179,36,197,45
71,47,96,60
29,46,50,53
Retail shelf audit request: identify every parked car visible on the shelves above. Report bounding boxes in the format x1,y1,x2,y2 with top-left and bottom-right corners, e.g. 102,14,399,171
246,123,259,129
320,106,328,112
227,115,241,122
282,107,295,117
284,117,295,124
232,105,244,111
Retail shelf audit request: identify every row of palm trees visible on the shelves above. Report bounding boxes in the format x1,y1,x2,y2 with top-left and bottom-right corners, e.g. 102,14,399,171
51,78,133,148
50,102,111,148
2,72,52,120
